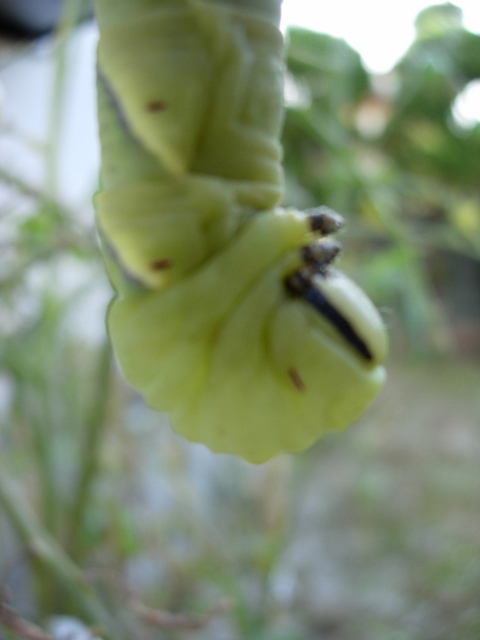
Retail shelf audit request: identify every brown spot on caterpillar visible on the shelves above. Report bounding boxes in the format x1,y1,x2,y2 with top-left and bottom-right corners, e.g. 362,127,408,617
288,368,306,391
150,258,174,270
147,101,168,112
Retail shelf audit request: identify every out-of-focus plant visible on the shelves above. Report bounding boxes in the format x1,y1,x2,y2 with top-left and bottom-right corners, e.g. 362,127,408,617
0,1,125,636
282,3,480,353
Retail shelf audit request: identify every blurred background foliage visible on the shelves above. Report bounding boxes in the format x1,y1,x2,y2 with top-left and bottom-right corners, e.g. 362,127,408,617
0,2,479,640
283,3,480,354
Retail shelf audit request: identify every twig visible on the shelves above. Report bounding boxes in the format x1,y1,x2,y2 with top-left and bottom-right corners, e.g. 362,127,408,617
84,568,137,600
46,0,86,202
0,241,79,293
85,568,233,632
0,168,47,201
0,467,123,639
130,598,233,631
0,167,74,226
0,588,54,640
66,341,113,562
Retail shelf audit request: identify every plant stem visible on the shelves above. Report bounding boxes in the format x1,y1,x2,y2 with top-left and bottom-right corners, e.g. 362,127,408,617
46,0,86,203
66,340,113,562
30,411,58,538
0,168,53,202
0,467,123,638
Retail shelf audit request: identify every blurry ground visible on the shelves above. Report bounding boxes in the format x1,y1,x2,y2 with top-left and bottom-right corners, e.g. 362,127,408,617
282,358,480,640
61,355,477,640
1,356,479,638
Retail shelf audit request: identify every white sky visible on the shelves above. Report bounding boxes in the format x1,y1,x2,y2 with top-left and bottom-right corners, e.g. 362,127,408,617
281,1,480,73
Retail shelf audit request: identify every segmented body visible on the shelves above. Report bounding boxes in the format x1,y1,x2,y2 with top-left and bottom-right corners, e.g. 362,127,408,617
94,0,387,463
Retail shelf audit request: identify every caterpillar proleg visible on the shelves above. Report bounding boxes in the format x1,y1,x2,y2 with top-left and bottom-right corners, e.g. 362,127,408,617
94,0,387,463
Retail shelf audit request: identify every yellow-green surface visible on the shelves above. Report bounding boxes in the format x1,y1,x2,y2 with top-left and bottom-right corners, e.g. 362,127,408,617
95,0,388,461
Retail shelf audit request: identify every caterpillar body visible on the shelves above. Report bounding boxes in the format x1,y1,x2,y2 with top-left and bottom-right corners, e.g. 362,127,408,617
94,0,387,463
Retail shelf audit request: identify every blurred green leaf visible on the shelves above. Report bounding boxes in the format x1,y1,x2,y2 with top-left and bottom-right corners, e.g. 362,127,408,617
282,5,480,351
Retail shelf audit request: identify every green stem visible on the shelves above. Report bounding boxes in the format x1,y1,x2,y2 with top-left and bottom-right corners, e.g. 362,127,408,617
46,0,85,202
0,168,52,203
0,467,123,638
30,412,58,537
66,341,113,562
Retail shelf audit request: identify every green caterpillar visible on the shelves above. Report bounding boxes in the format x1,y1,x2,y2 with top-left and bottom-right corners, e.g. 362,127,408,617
94,0,387,463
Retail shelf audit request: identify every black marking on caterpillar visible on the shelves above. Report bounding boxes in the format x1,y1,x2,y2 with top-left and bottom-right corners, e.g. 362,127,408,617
97,67,132,135
285,270,373,362
97,67,150,153
102,235,147,290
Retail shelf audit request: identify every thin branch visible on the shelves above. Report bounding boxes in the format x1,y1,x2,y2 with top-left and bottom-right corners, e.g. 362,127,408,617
0,168,74,226
130,598,233,631
66,341,113,561
85,570,233,633
46,0,86,202
0,467,123,639
0,588,54,640
0,169,46,201
0,243,75,293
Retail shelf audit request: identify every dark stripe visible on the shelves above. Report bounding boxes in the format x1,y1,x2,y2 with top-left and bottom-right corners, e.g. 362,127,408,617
97,68,132,134
302,286,373,361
